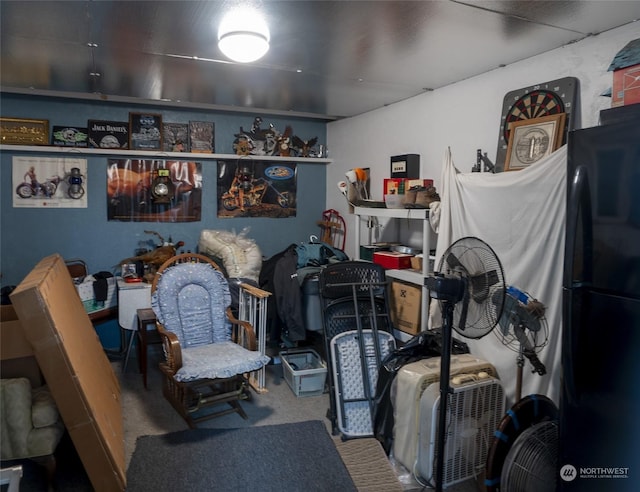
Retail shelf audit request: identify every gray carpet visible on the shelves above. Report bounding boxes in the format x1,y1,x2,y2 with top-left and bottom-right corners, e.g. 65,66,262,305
118,347,477,492
126,420,357,492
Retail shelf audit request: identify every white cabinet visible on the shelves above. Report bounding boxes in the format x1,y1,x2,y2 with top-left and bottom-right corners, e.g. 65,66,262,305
117,278,152,332
353,207,434,339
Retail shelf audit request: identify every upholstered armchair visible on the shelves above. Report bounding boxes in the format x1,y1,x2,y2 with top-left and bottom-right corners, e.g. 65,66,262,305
0,378,64,485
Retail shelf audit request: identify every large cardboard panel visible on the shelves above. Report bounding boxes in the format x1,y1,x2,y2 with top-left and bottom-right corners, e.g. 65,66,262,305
10,254,125,492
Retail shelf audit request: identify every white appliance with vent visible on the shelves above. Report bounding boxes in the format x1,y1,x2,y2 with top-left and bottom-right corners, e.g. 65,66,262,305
415,374,505,488
392,354,498,474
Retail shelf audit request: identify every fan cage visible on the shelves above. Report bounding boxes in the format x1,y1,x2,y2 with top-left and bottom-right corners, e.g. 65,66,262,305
501,420,558,492
495,290,550,354
437,237,505,340
420,378,505,488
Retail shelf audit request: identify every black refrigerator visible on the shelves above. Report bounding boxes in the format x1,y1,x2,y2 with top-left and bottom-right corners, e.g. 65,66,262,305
561,117,640,491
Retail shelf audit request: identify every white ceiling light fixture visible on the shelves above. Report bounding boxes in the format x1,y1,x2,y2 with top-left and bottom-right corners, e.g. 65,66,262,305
218,7,270,63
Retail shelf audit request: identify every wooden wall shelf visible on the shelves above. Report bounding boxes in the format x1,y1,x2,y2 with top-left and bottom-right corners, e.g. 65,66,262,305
0,145,333,164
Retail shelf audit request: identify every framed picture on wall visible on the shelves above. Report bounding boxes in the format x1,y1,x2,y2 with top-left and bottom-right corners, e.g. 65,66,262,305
504,113,566,171
189,121,215,153
129,112,163,150
0,117,49,145
162,122,189,152
88,120,129,149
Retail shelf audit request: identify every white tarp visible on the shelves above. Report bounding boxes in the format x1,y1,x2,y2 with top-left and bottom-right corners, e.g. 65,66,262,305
431,145,567,408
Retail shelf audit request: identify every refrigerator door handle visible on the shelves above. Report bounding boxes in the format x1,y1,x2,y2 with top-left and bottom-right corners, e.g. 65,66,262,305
563,165,593,404
564,164,593,287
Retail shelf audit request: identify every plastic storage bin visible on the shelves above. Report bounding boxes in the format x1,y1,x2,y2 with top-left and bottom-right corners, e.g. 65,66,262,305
301,274,322,332
281,349,327,397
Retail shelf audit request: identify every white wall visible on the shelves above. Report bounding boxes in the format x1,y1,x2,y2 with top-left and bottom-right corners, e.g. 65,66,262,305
328,22,639,259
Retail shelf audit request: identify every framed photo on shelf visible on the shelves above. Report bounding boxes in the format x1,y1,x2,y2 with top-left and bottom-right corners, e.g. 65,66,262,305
0,117,49,145
189,121,215,153
162,122,189,152
52,126,88,147
88,120,129,149
504,113,566,171
129,112,163,150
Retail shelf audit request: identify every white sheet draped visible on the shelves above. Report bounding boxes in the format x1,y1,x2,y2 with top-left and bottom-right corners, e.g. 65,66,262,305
431,145,567,408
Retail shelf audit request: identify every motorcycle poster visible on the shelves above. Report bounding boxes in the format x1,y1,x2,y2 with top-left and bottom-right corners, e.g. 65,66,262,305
107,159,202,222
12,156,88,208
217,159,297,218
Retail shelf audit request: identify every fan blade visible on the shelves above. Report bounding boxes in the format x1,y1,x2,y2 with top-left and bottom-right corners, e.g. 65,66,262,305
458,289,470,332
446,252,464,271
469,269,499,303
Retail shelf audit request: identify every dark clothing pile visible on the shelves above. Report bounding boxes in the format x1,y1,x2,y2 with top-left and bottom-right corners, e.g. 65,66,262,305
260,245,306,344
372,329,470,455
259,242,348,346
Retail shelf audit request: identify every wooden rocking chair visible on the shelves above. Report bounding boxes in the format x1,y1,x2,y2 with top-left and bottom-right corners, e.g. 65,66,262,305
151,253,270,428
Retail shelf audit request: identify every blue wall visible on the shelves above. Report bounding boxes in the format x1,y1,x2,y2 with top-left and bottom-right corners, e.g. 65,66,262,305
0,93,328,287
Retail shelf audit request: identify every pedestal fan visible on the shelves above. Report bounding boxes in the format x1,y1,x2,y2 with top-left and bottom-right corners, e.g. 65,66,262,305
494,285,549,401
425,237,506,492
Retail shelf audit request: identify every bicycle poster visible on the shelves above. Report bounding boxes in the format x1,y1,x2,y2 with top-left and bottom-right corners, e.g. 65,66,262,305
12,156,88,208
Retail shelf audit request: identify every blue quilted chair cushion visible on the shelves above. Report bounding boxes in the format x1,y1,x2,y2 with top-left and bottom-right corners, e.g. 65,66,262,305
152,262,232,346
176,342,270,382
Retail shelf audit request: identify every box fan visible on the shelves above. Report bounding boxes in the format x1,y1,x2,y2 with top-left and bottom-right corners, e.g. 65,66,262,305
415,372,505,488
392,354,500,476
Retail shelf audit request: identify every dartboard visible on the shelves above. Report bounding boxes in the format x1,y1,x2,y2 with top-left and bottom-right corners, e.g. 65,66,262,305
495,77,579,172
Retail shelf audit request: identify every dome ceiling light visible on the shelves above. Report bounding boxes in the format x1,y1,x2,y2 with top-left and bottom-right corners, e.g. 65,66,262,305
218,7,270,63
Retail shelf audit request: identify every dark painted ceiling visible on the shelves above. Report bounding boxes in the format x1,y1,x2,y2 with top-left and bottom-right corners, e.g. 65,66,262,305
1,1,639,120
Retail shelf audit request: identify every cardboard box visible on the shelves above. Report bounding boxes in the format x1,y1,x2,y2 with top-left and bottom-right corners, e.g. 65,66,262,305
1,303,19,321
383,178,406,196
0,305,43,387
75,276,117,314
373,251,413,270
405,178,434,190
390,154,420,179
410,255,435,273
389,280,422,335
384,178,434,196
10,254,125,492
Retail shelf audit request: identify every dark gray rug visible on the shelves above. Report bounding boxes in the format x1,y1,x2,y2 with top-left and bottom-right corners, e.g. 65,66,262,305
126,420,357,491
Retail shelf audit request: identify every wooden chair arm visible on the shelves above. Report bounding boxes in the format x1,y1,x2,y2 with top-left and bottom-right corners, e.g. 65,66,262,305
238,283,272,299
226,307,258,351
157,323,183,373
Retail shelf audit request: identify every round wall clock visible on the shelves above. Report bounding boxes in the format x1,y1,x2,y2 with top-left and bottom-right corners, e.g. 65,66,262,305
495,77,579,172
